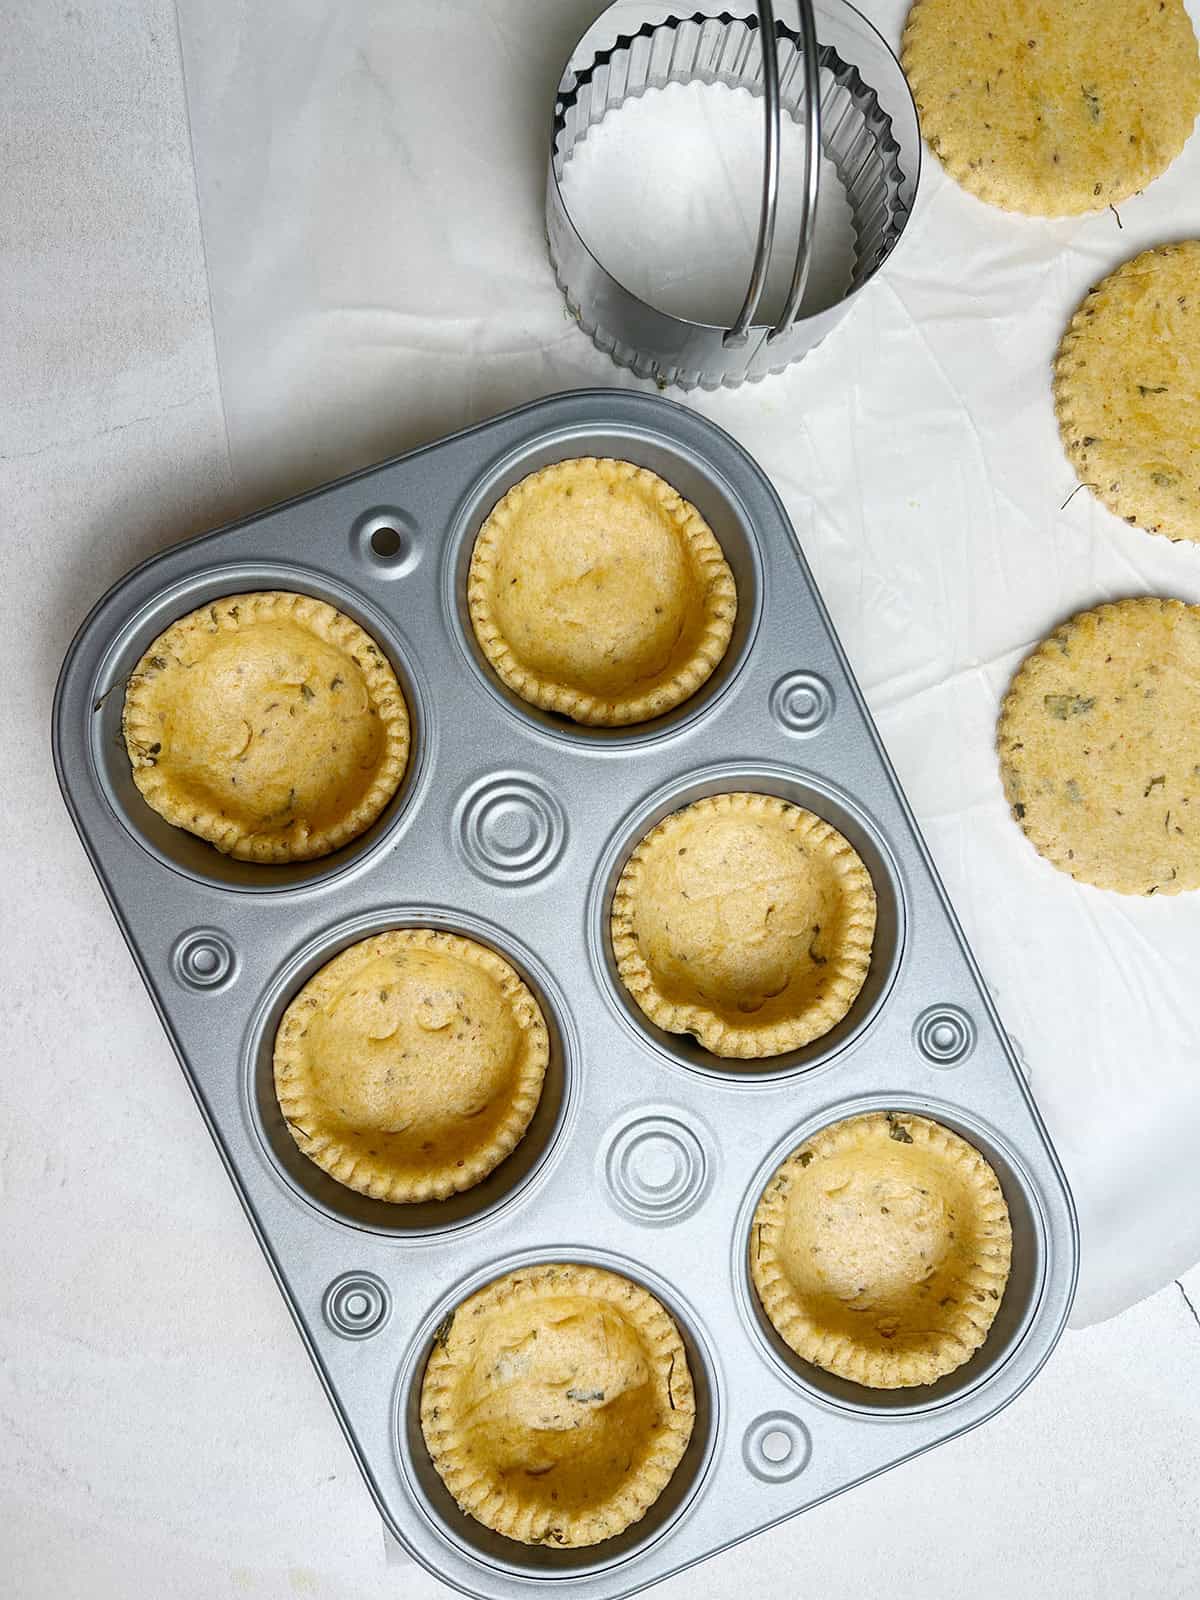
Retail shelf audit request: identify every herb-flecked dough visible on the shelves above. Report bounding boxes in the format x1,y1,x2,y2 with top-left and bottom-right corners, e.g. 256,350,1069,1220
468,457,736,727
997,598,1200,894
611,792,877,1059
902,0,1200,216
420,1264,695,1546
751,1112,1013,1389
1055,243,1200,545
122,590,409,862
273,929,549,1203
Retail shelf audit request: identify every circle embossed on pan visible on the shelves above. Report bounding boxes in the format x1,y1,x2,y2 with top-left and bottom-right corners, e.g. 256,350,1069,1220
602,1111,713,1223
453,772,567,884
324,1272,391,1339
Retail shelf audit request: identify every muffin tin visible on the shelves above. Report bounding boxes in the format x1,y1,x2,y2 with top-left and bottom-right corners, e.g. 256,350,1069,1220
53,389,1077,1598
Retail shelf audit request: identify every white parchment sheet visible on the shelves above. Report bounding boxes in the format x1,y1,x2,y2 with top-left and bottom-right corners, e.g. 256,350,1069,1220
176,0,1200,1325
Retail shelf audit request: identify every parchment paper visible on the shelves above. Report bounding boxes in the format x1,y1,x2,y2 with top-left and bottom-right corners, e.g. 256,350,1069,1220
175,0,1200,1325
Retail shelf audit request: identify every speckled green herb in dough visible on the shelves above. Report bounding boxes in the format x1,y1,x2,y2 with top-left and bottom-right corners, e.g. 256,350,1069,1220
997,598,1200,894
419,1263,695,1547
901,0,1200,216
1055,243,1200,543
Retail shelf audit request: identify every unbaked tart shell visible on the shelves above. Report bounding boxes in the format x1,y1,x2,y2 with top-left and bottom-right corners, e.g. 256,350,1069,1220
467,457,737,727
750,1111,1013,1389
611,792,877,1059
273,929,549,1203
122,590,410,863
420,1262,696,1547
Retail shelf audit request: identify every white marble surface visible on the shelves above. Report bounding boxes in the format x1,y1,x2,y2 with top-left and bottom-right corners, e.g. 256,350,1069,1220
2,3,1199,1596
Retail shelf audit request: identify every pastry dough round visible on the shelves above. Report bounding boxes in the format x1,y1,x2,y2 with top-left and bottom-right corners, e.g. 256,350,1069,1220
902,0,1200,216
997,597,1200,894
1055,243,1200,544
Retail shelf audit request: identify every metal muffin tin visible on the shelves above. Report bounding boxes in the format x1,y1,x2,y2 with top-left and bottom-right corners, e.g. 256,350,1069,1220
53,390,1077,1598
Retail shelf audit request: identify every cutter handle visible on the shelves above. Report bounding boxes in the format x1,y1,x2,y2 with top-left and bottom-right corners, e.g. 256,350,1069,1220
770,0,822,339
724,0,823,346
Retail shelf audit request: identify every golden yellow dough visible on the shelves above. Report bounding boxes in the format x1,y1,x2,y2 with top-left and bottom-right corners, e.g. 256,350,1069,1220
273,930,549,1202
997,598,1200,894
751,1112,1013,1389
122,591,409,862
1055,243,1200,544
420,1263,695,1547
902,0,1200,215
467,458,736,726
611,793,876,1059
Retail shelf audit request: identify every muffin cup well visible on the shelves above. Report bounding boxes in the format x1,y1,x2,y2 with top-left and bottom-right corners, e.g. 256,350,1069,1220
243,910,574,1237
735,1096,1046,1415
90,563,427,893
394,1248,719,1577
591,763,905,1077
443,423,763,747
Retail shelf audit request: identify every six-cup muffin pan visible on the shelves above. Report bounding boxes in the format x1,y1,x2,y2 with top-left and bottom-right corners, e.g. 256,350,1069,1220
53,389,1077,1599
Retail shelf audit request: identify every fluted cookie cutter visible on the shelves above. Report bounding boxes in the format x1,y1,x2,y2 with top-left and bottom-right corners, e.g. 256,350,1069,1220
547,0,920,388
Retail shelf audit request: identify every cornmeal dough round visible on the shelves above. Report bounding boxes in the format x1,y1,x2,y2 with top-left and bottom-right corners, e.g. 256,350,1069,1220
611,793,876,1059
273,930,549,1202
467,458,737,726
902,0,1200,215
751,1112,1012,1390
997,598,1200,894
122,591,410,862
1055,243,1200,544
420,1263,695,1547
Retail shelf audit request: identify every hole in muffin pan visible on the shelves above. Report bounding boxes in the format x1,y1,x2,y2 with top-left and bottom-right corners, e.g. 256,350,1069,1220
442,423,764,747
590,763,906,1079
88,563,428,894
351,507,421,579
734,1097,1048,1417
243,910,574,1237
394,1250,719,1578
372,526,403,558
